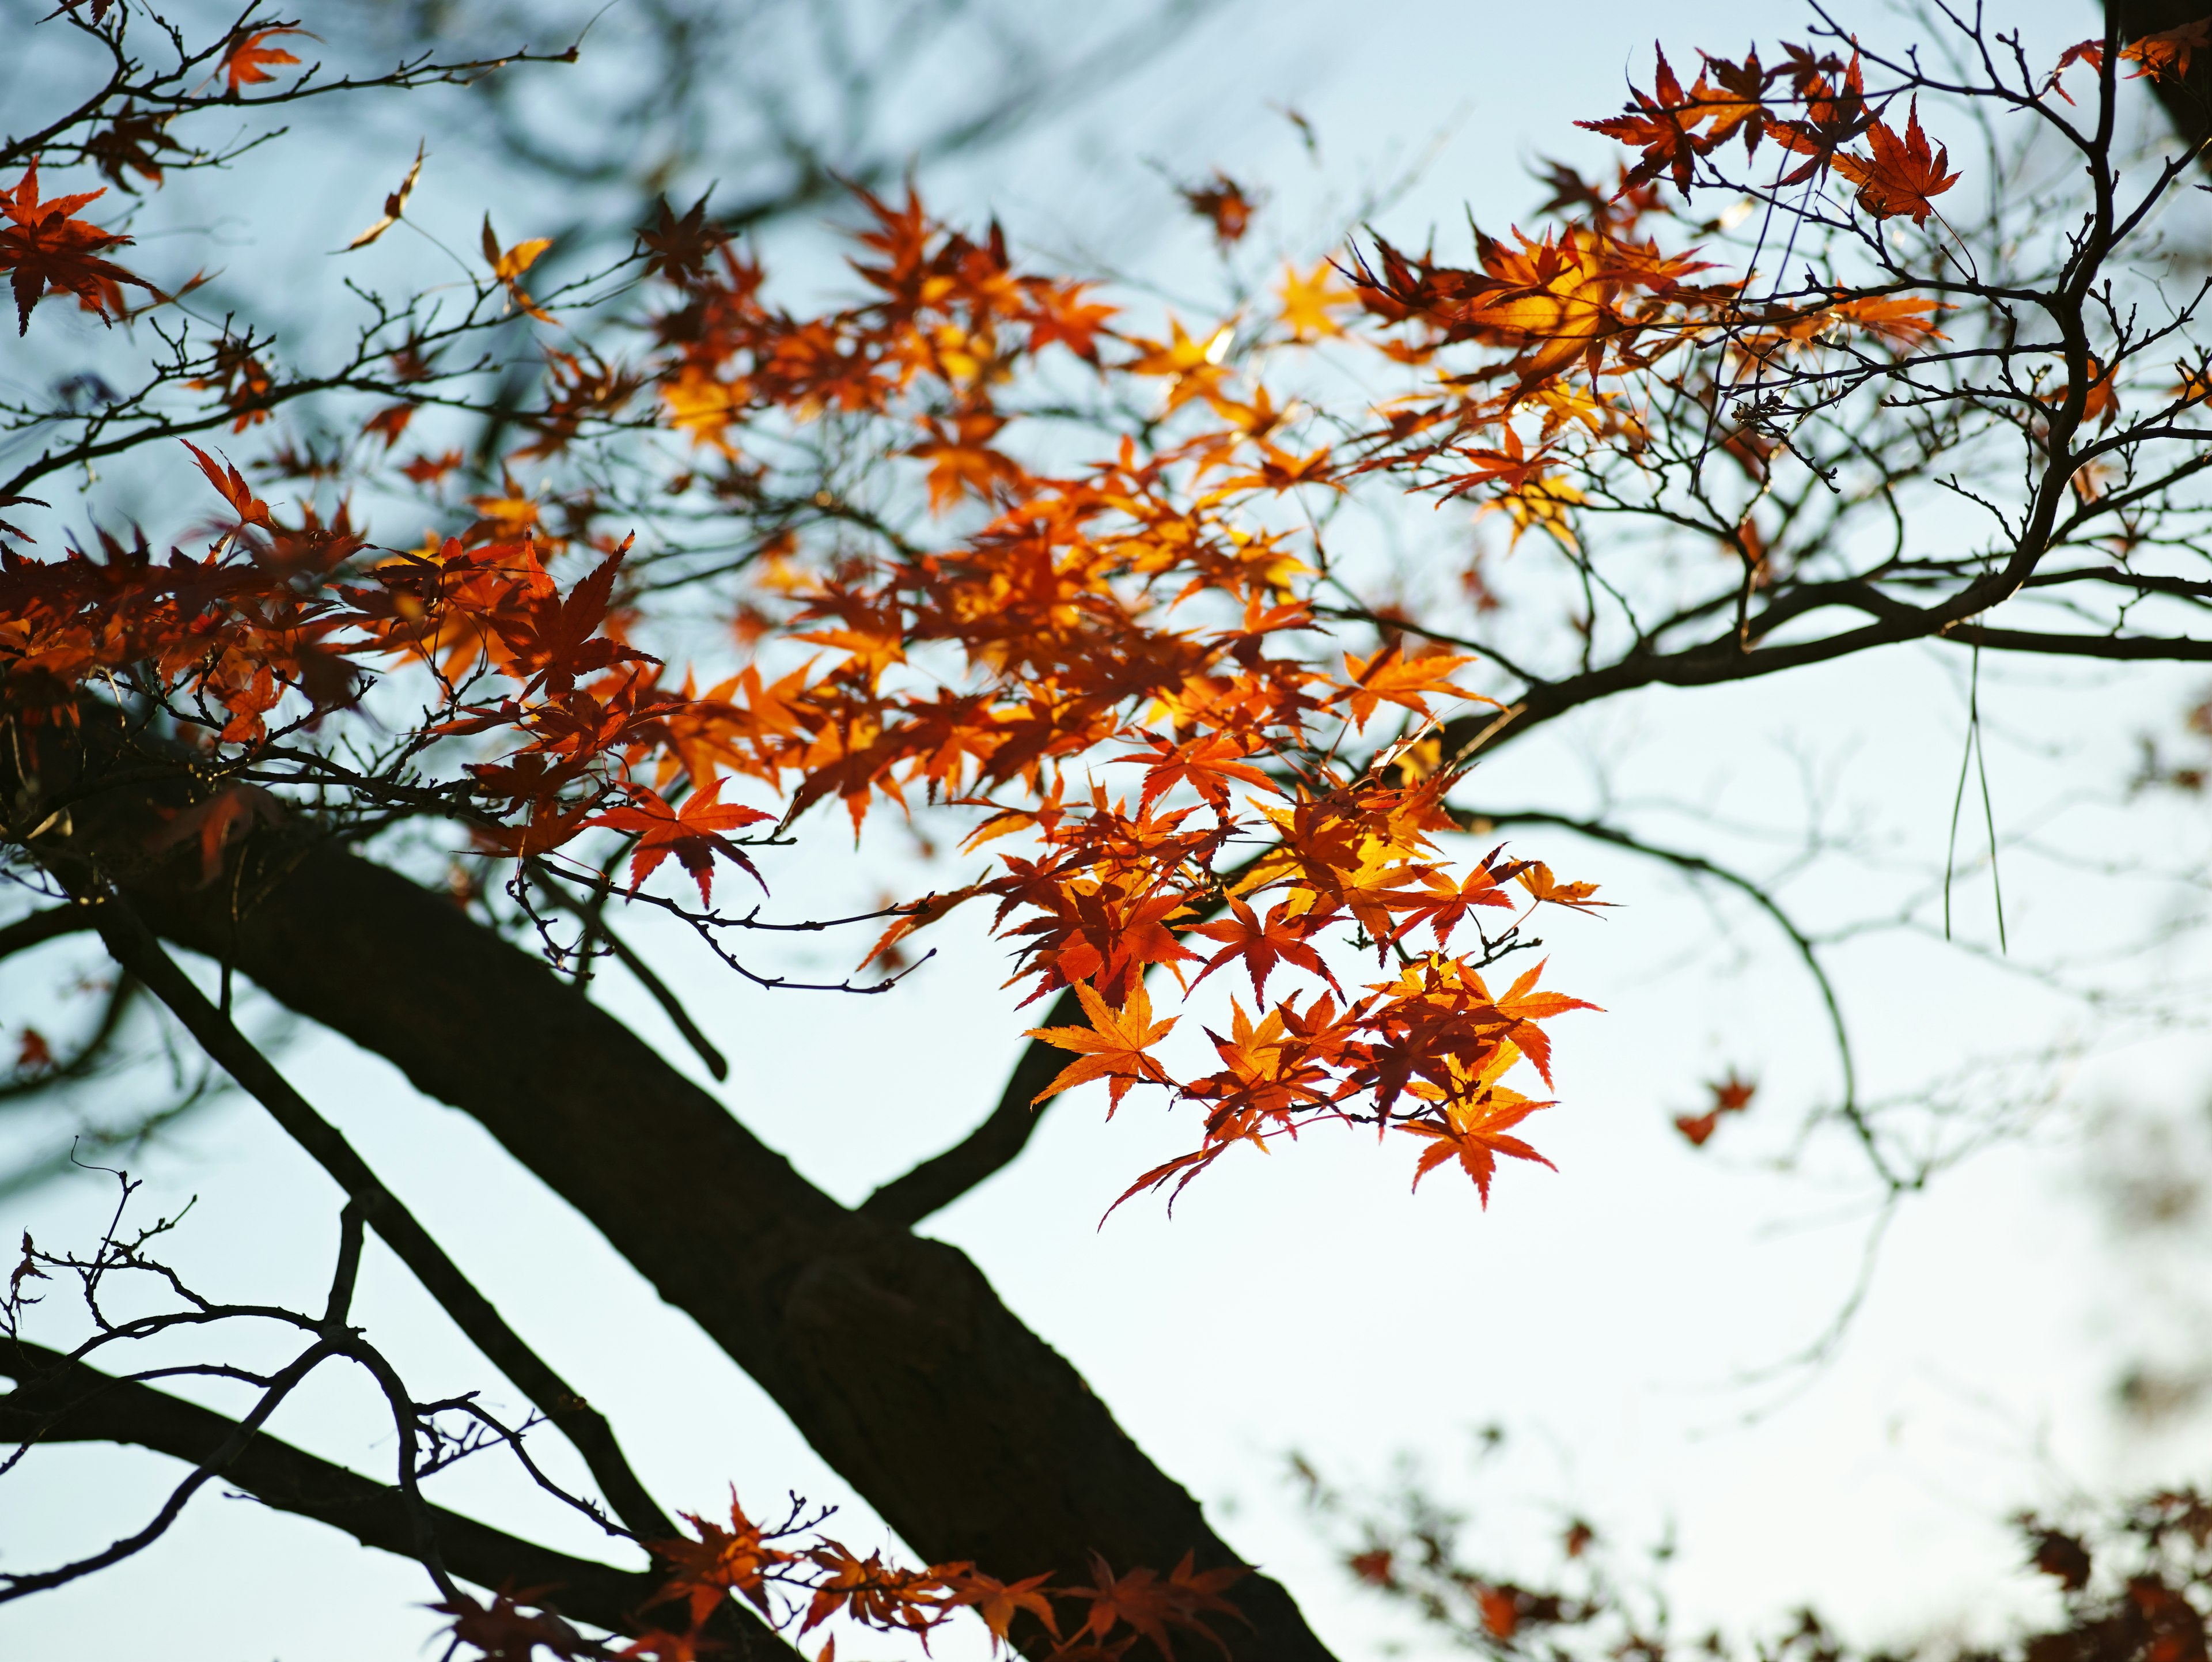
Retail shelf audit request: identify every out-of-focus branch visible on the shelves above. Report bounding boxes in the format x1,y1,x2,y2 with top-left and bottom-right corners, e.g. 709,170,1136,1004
0,904,97,964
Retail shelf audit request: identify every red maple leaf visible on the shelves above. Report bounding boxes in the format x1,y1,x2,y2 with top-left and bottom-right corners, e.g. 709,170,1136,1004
0,158,153,334
586,779,773,904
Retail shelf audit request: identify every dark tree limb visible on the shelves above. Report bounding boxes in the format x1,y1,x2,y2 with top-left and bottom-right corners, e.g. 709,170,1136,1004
17,721,1338,1662
0,1339,790,1653
0,903,98,964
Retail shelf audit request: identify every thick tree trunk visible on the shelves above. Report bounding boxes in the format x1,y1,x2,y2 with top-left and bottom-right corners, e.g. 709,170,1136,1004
22,725,1338,1661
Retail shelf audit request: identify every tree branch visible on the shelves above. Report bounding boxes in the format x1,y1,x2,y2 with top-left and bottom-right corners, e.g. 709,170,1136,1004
0,1338,794,1652
17,718,1338,1662
78,892,680,1553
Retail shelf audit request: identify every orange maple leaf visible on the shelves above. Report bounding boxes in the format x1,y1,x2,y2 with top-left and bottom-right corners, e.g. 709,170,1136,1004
1026,978,1177,1111
1403,1055,1556,1204
344,141,425,251
945,1568,1060,1648
2044,39,2104,104
1831,99,1959,227
1067,1550,1247,1660
2122,18,2212,83
483,215,555,321
221,28,306,93
15,1028,53,1072
1330,642,1483,732
646,1491,790,1623
1180,171,1260,246
1516,861,1612,915
1187,896,1340,1001
181,440,275,532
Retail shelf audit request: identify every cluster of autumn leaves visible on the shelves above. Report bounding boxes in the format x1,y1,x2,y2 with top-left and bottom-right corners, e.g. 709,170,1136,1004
442,1493,1251,1662
6,13,2174,1658
13,26,2124,1217
17,26,2152,1237
2,145,1632,1212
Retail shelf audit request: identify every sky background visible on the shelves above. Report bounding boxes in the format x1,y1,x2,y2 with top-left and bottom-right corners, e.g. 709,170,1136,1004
10,1,2212,1658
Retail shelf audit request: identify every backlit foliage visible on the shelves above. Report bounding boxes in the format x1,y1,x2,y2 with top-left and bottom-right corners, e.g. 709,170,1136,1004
11,3,2212,1656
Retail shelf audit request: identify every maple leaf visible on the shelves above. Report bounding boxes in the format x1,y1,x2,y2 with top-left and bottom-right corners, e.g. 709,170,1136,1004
1479,1586,1522,1638
1118,729,1282,815
647,1491,790,1623
1692,49,1771,157
1831,99,1959,228
1825,293,1948,346
1403,1049,1556,1205
1388,853,1525,949
483,215,554,321
344,141,425,251
1673,1069,1755,1148
0,158,154,334
1026,978,1177,1111
2044,39,2104,104
1067,1551,1247,1660
146,783,287,887
85,105,185,193
400,448,464,486
585,779,772,906
15,1028,54,1072
1180,171,1260,246
1329,642,1483,732
1188,896,1339,1001
1487,957,1601,1087
1575,45,1705,192
430,1589,584,1661
180,440,274,532
859,885,980,972
638,191,725,283
361,404,415,449
946,1568,1060,1649
1277,259,1355,341
2123,18,2212,83
1516,861,1612,915
2052,354,2120,432
221,28,306,93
